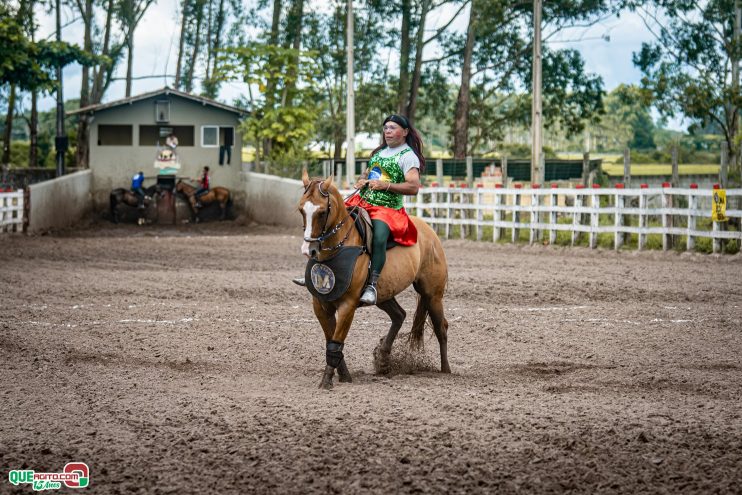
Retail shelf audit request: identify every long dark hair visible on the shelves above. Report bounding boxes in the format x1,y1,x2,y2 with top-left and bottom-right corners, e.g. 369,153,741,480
370,114,426,173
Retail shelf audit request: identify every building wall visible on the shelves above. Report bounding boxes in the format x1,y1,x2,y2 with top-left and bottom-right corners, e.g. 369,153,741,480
28,170,92,233
88,94,243,209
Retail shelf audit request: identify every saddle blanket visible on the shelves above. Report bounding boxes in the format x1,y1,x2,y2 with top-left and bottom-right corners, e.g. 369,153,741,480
305,246,365,302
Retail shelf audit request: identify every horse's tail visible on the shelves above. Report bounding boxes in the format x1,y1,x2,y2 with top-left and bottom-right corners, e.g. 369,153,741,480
410,294,428,351
227,191,233,207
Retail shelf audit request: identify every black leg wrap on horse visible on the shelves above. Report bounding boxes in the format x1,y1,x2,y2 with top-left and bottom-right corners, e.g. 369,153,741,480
326,340,344,368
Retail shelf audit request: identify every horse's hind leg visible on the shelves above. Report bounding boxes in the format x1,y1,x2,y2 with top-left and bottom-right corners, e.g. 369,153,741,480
427,296,451,373
373,297,406,374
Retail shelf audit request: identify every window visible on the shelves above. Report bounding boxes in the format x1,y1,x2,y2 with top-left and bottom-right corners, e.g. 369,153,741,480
201,126,219,147
97,125,132,146
155,100,170,123
139,125,194,146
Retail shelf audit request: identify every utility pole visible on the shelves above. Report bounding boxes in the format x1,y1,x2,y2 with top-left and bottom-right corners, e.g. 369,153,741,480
55,0,67,177
530,0,543,186
345,0,356,186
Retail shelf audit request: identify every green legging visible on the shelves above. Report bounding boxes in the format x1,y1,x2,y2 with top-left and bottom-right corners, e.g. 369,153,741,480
370,219,391,275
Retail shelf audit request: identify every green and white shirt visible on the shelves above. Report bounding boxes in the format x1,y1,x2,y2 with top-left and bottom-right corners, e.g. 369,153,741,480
362,144,420,209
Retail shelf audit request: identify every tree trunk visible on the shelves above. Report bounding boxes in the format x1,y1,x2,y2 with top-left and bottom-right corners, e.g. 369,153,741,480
280,0,304,107
453,2,476,159
175,0,189,89
185,0,205,93
263,0,283,158
29,91,38,167
205,0,214,82
2,85,16,166
406,0,430,126
125,35,134,97
397,0,411,115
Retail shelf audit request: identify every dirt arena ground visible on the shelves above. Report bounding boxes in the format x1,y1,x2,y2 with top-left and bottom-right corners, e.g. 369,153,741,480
1,222,741,494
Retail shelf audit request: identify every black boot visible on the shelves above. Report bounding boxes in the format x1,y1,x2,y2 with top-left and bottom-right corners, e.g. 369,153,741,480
360,271,381,306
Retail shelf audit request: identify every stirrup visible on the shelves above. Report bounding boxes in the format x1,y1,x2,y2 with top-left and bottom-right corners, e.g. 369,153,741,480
359,284,377,306
292,276,306,287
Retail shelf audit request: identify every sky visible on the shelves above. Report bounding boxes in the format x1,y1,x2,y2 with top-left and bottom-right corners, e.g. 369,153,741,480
32,1,685,131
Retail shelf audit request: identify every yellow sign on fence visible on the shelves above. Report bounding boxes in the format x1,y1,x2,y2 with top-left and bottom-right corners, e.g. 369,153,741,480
712,189,728,222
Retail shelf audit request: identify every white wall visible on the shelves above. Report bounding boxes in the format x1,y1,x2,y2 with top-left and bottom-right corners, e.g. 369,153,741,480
243,172,304,227
28,170,92,233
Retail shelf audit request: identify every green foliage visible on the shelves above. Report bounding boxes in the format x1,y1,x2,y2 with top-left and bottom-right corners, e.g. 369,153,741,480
628,0,741,183
221,43,321,160
0,4,100,93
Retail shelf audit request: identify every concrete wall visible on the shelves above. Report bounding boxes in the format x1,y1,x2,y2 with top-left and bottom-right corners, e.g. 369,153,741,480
89,94,243,209
243,172,304,228
28,170,92,233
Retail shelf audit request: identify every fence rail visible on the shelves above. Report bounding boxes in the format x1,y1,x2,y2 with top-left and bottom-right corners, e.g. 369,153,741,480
0,189,25,233
364,185,740,253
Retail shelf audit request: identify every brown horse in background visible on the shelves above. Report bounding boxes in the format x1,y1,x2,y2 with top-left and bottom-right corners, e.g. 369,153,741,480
175,180,232,222
299,170,450,390
110,185,158,224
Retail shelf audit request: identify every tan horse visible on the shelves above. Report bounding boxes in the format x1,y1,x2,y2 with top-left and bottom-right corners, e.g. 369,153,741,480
299,170,450,390
175,180,232,221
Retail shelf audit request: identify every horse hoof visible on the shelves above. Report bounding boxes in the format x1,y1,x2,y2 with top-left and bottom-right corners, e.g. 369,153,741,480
338,373,352,383
319,380,333,390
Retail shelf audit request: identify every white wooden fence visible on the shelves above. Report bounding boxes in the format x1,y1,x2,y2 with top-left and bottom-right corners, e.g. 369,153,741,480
0,189,25,233
384,185,741,254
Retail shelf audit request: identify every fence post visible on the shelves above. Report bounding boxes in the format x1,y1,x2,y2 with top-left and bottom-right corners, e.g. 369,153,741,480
623,147,631,188
589,187,600,249
335,163,343,188
638,184,648,250
661,182,672,251
445,184,453,239
571,186,583,246
614,184,625,250
549,184,558,245
460,184,468,239
687,184,698,251
436,158,444,187
493,186,502,242
582,152,590,187
512,185,522,243
720,143,729,189
466,156,473,187
529,186,540,245
712,184,721,253
476,184,483,241
501,155,508,187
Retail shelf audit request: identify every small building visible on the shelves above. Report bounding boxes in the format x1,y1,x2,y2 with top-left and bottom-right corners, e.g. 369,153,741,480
68,87,246,208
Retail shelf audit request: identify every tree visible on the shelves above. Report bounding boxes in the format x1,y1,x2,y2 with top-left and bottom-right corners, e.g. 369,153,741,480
446,0,614,158
629,0,742,185
116,0,157,97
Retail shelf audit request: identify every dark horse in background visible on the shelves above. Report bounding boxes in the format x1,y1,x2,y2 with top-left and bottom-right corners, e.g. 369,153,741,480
110,185,159,224
175,180,232,222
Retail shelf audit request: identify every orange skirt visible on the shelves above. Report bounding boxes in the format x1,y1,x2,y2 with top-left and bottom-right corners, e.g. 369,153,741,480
345,194,417,246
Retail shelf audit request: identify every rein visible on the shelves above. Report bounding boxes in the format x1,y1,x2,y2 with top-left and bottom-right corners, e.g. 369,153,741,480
303,181,361,256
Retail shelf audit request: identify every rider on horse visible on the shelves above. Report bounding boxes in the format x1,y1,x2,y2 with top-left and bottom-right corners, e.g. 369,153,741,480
131,171,145,208
193,166,210,208
295,114,425,306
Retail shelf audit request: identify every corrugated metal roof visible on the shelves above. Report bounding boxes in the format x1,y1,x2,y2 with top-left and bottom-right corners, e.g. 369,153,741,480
67,87,247,116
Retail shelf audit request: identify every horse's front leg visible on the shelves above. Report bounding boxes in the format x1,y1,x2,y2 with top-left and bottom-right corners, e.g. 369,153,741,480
314,299,357,390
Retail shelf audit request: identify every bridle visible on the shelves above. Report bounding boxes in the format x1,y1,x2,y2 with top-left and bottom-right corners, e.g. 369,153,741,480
302,180,359,256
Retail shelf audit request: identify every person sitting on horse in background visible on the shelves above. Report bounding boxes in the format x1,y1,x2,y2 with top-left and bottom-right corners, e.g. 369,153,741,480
193,166,210,208
131,171,146,208
294,114,424,306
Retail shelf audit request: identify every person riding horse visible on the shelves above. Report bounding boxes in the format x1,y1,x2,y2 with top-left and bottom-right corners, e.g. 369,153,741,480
294,114,424,306
131,171,146,208
192,166,210,208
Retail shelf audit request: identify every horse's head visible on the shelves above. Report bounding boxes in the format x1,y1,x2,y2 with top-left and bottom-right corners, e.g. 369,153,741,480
175,180,184,193
298,169,341,258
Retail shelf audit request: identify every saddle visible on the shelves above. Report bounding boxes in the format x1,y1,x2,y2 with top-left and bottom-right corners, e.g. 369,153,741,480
348,207,397,256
